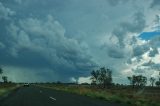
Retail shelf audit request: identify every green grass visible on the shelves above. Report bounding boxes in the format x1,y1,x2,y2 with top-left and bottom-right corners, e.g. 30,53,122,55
38,84,160,106
0,83,19,97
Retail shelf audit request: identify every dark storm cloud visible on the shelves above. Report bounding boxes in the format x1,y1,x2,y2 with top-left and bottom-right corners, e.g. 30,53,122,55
150,0,160,8
0,0,97,82
4,15,97,73
0,0,95,82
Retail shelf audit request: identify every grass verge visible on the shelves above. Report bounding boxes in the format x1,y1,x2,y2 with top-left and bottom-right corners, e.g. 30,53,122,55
0,84,20,100
38,84,160,106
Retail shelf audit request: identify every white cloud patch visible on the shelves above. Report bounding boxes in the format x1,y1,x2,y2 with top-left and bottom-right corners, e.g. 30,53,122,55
78,76,91,84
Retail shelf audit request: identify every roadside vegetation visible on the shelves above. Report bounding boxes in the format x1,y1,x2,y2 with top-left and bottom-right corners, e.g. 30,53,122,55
0,83,18,97
0,67,18,98
38,67,160,106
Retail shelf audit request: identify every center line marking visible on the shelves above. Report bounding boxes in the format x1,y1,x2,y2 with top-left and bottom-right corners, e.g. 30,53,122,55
49,97,56,101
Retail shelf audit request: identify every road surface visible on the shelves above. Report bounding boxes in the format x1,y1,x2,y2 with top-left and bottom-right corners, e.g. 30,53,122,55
0,86,127,106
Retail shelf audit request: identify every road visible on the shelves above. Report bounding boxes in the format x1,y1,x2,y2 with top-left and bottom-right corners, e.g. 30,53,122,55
0,86,127,106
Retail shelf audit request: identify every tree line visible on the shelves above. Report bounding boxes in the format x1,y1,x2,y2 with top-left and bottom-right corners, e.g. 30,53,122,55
127,74,160,88
90,67,160,88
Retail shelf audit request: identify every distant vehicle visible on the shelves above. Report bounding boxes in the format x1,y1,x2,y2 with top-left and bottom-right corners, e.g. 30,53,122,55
23,83,30,87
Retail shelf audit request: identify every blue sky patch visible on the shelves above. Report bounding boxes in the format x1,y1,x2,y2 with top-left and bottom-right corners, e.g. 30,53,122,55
139,31,160,40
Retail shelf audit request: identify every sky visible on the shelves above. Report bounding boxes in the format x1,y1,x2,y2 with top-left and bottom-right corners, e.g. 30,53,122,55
0,0,160,84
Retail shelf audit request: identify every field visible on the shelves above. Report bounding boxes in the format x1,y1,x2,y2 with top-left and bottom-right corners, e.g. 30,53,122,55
38,84,160,106
0,83,19,98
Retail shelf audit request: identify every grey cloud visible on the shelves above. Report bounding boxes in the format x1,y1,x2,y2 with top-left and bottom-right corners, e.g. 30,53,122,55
112,12,146,47
106,0,130,6
0,42,5,49
107,49,124,58
132,67,146,74
142,60,155,66
150,36,160,47
3,15,97,79
14,0,22,4
132,45,149,57
107,46,125,58
142,61,160,71
100,36,127,59
149,48,159,57
151,63,160,70
150,0,160,8
132,34,160,58
0,2,15,20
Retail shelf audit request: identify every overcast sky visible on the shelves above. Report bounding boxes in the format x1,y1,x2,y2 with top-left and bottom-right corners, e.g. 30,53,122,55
0,0,160,84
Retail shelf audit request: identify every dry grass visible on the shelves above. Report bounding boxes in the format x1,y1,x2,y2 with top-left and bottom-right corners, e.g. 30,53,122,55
0,83,18,97
38,84,160,106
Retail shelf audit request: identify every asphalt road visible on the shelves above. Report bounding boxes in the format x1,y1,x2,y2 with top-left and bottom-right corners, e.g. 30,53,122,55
0,86,127,106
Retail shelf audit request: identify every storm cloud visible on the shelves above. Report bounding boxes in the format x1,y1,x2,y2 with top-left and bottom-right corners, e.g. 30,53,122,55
0,0,160,83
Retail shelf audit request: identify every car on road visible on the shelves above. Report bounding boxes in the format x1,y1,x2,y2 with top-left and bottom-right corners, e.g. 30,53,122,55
23,83,30,87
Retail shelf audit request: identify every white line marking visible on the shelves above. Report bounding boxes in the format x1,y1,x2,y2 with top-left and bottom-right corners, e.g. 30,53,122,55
49,97,56,101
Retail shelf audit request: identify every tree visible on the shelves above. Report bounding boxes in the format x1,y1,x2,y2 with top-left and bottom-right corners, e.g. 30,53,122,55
91,70,99,85
0,67,3,83
127,75,147,88
105,68,112,87
99,67,112,88
135,75,147,87
155,78,160,87
91,67,112,88
2,76,8,83
127,75,136,88
150,77,156,87
155,80,160,87
98,67,107,88
0,67,3,75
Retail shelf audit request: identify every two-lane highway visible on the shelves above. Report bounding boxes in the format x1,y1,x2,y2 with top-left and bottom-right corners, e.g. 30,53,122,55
0,86,127,106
